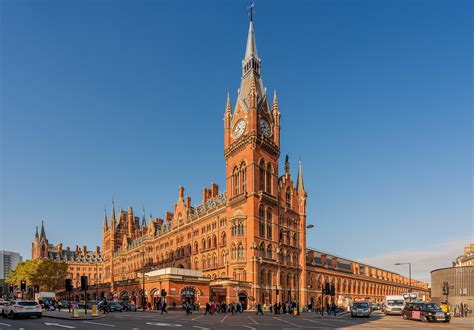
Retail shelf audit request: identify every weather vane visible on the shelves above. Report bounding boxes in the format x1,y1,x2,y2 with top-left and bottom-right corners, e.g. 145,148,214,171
247,2,255,21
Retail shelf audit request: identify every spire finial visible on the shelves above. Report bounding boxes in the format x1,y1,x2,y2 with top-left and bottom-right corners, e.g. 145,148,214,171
35,226,39,239
103,205,108,229
225,92,232,113
248,2,255,22
284,154,290,174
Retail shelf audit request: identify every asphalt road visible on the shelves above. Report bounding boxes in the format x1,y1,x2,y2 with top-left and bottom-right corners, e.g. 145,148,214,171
0,310,471,329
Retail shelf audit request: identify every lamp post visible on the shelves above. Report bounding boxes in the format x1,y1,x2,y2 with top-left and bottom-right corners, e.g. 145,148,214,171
395,262,412,293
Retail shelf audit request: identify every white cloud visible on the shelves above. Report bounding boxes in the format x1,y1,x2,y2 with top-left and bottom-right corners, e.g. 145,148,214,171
360,236,472,285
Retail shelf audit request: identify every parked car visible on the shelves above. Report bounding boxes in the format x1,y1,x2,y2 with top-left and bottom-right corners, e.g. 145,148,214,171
383,295,405,315
118,301,137,312
58,300,69,309
351,302,371,318
371,303,381,311
98,300,122,312
2,300,42,319
402,302,450,323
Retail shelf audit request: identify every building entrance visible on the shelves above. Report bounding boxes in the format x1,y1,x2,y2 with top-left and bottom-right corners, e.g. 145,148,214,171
181,286,197,304
238,292,248,310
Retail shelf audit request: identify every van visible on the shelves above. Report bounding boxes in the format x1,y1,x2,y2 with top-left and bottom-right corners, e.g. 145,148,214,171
383,295,405,315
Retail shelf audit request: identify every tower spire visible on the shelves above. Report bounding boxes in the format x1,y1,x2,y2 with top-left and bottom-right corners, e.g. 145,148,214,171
110,197,116,227
142,206,147,228
39,220,46,242
102,206,108,230
285,154,290,174
297,159,305,193
34,226,39,239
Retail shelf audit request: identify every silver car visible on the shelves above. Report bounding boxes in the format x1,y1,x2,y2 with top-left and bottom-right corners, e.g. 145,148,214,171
351,302,371,318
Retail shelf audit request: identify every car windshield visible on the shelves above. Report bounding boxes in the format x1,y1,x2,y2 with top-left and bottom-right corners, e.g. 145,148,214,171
353,303,369,308
387,300,404,306
18,301,38,306
422,303,441,311
110,302,119,306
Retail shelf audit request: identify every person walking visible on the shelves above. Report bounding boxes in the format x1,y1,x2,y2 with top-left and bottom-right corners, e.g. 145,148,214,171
269,304,273,314
185,302,192,315
204,302,211,315
256,303,264,315
102,298,108,314
160,301,168,314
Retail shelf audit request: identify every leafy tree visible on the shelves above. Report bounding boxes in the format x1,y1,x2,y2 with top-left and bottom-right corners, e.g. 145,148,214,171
6,259,68,292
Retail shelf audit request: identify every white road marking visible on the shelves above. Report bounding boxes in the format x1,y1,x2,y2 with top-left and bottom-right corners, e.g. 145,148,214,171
146,322,182,327
302,317,337,327
191,315,204,321
192,326,210,330
83,320,116,327
273,317,302,328
0,322,12,327
44,323,76,329
221,314,228,322
248,316,258,324
242,326,257,330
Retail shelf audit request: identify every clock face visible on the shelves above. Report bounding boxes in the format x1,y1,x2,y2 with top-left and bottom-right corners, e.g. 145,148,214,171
233,120,247,138
259,119,271,136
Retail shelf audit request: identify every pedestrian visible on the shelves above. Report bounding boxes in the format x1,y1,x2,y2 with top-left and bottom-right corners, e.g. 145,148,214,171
256,303,263,315
161,301,168,314
269,304,273,314
211,302,215,315
186,302,192,315
205,302,211,315
464,303,469,317
102,298,108,314
332,303,337,316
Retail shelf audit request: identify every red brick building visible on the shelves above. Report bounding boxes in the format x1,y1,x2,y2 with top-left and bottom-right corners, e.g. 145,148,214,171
32,16,429,308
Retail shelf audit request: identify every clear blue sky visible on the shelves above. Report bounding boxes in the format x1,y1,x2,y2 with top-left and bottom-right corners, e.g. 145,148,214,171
1,0,472,277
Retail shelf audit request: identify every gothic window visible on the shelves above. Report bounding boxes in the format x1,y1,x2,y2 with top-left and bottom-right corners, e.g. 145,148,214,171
212,235,217,248
259,159,265,191
267,244,272,259
279,229,283,241
259,205,265,237
286,187,291,208
207,254,212,268
207,237,211,249
266,164,272,193
293,233,297,246
202,258,206,269
241,162,247,193
201,239,206,250
231,244,236,259
259,242,265,257
266,208,272,238
213,253,217,267
260,270,266,285
285,252,290,265
221,250,227,265
221,232,227,246
237,243,244,259
194,258,198,269
267,271,272,286
242,270,246,281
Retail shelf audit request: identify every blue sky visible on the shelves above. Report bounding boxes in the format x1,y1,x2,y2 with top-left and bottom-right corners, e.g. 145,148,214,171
1,0,472,281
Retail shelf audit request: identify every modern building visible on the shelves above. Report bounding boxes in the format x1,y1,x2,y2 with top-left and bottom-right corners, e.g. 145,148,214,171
0,250,23,280
431,244,474,307
32,15,429,308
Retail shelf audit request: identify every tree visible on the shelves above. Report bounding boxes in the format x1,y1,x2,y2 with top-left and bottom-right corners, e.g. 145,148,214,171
6,259,68,292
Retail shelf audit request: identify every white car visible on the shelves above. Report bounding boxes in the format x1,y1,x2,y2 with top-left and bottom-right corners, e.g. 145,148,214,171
2,300,42,318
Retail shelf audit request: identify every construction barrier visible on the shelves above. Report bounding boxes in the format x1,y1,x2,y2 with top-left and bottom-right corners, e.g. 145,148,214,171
91,305,98,317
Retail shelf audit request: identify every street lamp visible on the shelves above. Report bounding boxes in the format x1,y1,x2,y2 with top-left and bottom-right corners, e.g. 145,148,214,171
395,262,412,293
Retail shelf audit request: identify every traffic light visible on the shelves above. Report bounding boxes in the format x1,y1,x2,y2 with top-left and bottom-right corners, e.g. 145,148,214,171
80,276,88,291
20,280,27,292
160,289,167,297
442,282,449,296
9,284,14,293
65,279,73,292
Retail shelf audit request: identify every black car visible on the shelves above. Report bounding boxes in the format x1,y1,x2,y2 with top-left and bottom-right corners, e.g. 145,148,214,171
118,301,137,312
402,302,450,323
98,301,122,312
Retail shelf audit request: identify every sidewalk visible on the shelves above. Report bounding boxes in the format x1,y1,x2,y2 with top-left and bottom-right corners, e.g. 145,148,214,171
43,309,106,320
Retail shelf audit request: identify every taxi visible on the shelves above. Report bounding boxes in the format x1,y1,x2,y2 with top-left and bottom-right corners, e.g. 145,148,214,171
402,302,450,323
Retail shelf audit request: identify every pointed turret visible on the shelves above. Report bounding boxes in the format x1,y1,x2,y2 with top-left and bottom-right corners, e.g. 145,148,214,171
297,160,305,193
272,90,279,112
244,19,258,65
102,206,108,230
110,198,116,228
284,154,290,175
39,220,46,242
34,226,39,239
141,207,147,228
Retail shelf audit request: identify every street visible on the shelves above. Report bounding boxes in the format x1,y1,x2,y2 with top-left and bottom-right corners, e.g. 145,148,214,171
0,310,471,329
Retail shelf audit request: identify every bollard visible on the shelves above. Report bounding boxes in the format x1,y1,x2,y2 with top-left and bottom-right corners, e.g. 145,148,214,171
91,305,98,317
72,307,80,318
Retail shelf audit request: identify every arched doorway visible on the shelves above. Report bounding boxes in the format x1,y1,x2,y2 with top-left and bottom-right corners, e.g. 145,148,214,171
238,292,248,310
180,286,197,305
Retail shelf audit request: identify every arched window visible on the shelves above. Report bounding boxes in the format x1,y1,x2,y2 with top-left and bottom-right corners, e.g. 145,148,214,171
221,250,227,265
231,244,236,259
260,270,266,285
266,208,272,238
285,252,290,265
259,160,265,191
259,242,265,257
213,253,217,267
259,205,265,237
267,244,272,259
207,254,212,268
201,239,206,250
237,243,244,259
207,237,211,249
194,257,199,269
221,232,227,246
267,271,272,286
266,164,272,193
241,162,247,193
202,258,206,269
212,235,217,248
286,187,291,208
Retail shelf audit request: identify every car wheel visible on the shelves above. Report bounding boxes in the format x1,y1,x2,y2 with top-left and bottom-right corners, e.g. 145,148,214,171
421,315,428,322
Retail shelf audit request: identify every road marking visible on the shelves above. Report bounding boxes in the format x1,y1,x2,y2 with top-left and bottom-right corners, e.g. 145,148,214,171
83,321,116,327
302,317,336,327
192,326,210,330
248,316,258,324
221,314,228,322
273,317,302,328
44,323,76,329
0,323,12,327
146,322,182,327
191,315,204,321
242,326,256,330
